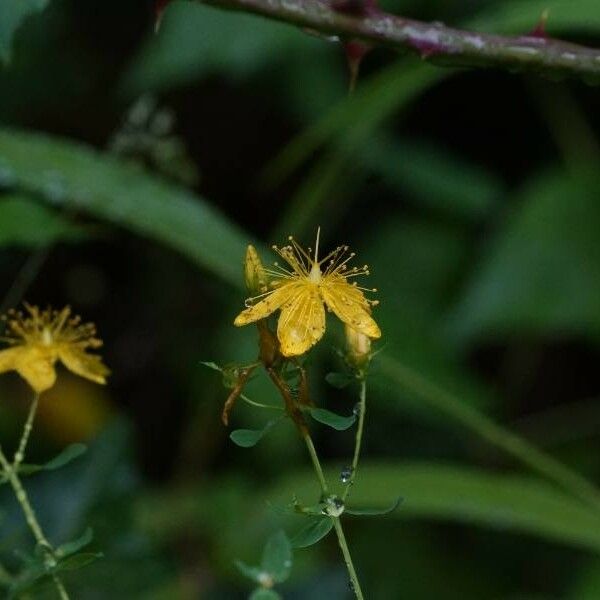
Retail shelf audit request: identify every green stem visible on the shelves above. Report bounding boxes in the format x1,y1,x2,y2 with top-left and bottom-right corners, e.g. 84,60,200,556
0,448,69,600
268,364,364,598
380,356,600,512
332,517,364,600
302,433,329,496
342,378,366,502
302,432,364,599
13,393,40,468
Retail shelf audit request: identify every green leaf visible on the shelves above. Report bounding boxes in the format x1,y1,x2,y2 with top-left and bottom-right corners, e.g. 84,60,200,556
56,552,102,571
308,408,356,431
249,589,282,600
0,195,84,247
0,128,253,288
124,1,312,94
363,136,503,221
3,443,88,483
377,354,600,510
346,496,403,516
269,462,600,554
42,443,87,471
290,517,333,549
325,372,354,389
468,0,600,34
270,61,447,238
260,530,292,584
448,170,600,342
230,418,283,448
55,528,93,559
0,0,49,63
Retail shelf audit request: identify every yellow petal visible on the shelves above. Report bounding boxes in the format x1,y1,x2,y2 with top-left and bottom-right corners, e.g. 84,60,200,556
14,346,58,393
277,285,325,357
321,277,381,339
234,282,302,326
58,346,110,385
0,346,24,374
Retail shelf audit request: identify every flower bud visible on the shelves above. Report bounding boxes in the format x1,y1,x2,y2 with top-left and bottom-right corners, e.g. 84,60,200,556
344,324,371,369
244,245,269,296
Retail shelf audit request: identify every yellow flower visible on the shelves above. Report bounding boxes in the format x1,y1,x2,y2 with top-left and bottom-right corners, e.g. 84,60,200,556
0,304,110,393
234,229,381,357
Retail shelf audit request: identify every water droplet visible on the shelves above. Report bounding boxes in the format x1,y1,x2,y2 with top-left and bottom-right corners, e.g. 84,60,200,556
340,465,353,484
323,494,345,517
348,579,355,592
353,402,361,417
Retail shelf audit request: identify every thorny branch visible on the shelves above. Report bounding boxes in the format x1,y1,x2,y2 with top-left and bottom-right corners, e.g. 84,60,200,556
196,0,600,81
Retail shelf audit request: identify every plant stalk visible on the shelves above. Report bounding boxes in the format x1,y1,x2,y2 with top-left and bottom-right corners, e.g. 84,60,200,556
343,378,366,502
13,393,40,468
200,0,600,83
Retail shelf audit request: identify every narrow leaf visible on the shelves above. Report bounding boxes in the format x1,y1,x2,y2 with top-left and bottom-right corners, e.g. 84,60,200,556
0,195,84,247
0,128,253,288
291,517,333,549
56,528,93,558
234,560,262,583
56,552,102,571
309,408,355,431
346,496,403,516
200,361,222,372
42,443,87,471
0,0,50,63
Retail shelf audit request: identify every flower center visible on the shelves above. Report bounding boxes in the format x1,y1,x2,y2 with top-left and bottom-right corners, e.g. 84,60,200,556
308,262,322,284
41,327,54,346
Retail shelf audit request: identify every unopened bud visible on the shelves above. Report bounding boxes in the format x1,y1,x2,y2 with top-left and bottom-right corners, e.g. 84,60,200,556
244,245,269,295
345,324,371,369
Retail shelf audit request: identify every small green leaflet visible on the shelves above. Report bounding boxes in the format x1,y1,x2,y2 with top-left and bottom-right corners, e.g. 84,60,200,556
308,408,355,431
230,417,284,448
291,517,334,548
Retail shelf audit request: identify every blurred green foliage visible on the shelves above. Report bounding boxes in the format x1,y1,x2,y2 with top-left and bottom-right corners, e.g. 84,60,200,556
0,0,600,598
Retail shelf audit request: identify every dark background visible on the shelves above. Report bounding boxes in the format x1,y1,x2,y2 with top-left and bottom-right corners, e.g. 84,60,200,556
1,0,600,597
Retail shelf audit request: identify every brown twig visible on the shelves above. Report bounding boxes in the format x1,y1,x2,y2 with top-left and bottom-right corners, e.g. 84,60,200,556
198,0,600,82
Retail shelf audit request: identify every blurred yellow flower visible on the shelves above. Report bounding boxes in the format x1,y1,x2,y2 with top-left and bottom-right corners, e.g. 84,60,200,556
0,304,110,393
234,229,381,357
